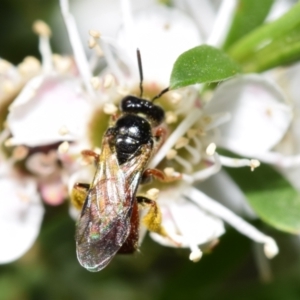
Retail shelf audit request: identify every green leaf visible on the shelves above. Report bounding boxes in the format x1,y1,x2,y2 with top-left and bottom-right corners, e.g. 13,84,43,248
169,45,241,90
227,2,300,65
225,164,300,234
223,0,274,50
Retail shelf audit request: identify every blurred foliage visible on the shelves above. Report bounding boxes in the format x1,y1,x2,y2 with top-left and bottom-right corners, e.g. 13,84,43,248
0,0,56,64
1,203,300,300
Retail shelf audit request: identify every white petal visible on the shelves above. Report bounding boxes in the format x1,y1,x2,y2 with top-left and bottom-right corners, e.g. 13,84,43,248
7,76,92,147
150,187,225,248
117,4,201,85
184,186,279,259
205,74,292,156
196,170,256,218
0,177,44,263
172,0,216,41
53,0,155,52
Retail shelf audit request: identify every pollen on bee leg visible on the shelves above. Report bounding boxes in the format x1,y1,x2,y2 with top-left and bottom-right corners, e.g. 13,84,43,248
71,183,89,210
58,141,70,154
12,145,29,160
103,103,118,115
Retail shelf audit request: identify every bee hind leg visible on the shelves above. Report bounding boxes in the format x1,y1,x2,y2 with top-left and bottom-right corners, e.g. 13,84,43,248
71,183,90,210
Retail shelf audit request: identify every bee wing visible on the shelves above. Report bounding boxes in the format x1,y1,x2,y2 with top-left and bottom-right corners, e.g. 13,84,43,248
76,136,152,271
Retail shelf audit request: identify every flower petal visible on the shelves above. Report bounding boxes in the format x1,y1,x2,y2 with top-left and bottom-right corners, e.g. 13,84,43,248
0,177,44,263
117,4,201,84
204,74,292,156
197,170,257,218
150,187,225,248
7,76,91,147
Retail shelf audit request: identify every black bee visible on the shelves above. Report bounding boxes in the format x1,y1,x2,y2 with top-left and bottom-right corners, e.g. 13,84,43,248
73,50,178,272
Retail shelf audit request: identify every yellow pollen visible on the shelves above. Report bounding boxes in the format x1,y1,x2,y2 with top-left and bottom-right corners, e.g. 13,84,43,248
58,141,70,154
250,159,260,171
103,74,114,88
103,103,118,115
166,149,177,160
146,188,160,200
12,146,29,160
175,137,189,149
88,37,97,49
206,143,216,156
165,111,178,124
89,29,101,39
90,77,101,90
32,20,52,37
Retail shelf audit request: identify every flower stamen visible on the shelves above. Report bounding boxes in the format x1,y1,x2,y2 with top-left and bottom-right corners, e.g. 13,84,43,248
184,187,279,259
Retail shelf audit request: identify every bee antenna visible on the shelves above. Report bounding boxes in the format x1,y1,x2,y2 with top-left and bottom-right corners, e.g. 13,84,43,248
137,49,143,97
151,87,170,102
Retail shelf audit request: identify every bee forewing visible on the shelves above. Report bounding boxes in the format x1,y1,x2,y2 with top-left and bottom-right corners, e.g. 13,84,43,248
76,136,153,271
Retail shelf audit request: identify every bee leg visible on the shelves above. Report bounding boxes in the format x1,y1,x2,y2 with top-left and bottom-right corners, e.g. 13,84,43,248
141,168,181,184
154,127,167,144
81,150,100,165
71,183,90,210
137,196,168,238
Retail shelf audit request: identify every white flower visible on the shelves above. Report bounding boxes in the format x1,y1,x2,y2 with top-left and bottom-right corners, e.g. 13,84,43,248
0,20,93,263
57,0,284,263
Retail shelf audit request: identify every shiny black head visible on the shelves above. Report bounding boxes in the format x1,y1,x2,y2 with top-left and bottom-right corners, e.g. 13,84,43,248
120,96,164,127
